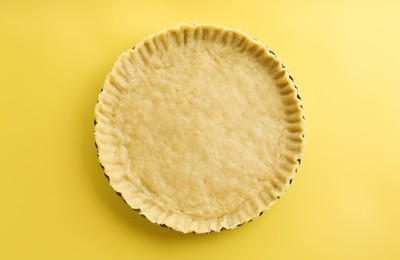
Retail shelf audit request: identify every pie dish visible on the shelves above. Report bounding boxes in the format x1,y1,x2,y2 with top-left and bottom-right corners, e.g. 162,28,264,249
94,24,305,233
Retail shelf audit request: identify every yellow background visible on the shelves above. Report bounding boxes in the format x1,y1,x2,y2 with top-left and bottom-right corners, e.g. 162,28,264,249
1,0,399,259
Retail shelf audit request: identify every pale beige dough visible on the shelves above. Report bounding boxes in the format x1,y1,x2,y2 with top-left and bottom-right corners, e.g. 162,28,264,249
95,24,305,233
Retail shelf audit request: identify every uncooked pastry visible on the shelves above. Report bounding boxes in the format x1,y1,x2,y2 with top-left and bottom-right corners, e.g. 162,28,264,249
94,24,305,233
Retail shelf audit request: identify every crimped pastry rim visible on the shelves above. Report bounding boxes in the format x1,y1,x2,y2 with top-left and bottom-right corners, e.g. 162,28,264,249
94,23,305,233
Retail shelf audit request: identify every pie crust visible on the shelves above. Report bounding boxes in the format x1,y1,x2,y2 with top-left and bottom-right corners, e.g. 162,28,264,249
94,24,305,233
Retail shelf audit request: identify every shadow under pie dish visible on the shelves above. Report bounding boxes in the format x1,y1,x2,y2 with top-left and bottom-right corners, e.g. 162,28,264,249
94,24,305,233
